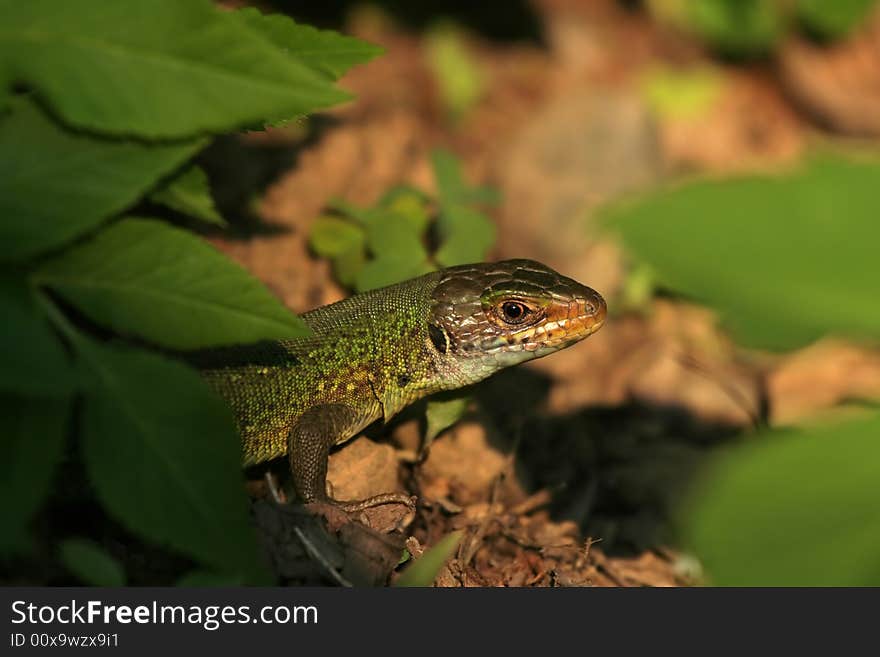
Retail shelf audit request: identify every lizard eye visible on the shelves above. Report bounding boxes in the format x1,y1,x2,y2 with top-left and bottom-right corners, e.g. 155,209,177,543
499,301,530,324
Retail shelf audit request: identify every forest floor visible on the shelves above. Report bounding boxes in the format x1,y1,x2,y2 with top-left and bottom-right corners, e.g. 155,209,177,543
208,0,880,586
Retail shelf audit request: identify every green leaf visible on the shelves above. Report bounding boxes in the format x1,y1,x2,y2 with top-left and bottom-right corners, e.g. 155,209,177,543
234,7,383,80
425,24,485,119
309,215,365,258
425,396,469,444
685,412,880,586
72,336,266,581
35,217,309,349
435,204,496,267
150,165,225,226
59,538,126,586
332,243,368,289
380,186,431,235
687,0,785,57
797,0,877,39
356,212,431,291
0,98,201,262
0,275,76,397
641,66,724,120
604,157,880,350
0,0,349,139
431,149,499,207
0,395,70,555
395,531,462,587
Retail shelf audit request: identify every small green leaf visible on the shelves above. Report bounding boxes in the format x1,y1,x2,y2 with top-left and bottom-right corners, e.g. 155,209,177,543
59,538,126,587
395,531,462,587
309,215,365,258
0,98,202,262
234,7,383,80
0,395,70,555
332,243,367,288
431,149,499,207
380,186,431,235
151,165,225,226
72,336,267,582
0,0,349,139
0,275,76,397
425,396,469,449
685,412,880,586
425,24,485,119
35,217,310,349
364,211,425,258
605,156,880,350
435,204,496,267
355,256,433,292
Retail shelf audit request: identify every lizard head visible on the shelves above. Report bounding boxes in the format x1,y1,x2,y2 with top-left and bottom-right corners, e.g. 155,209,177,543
428,259,606,386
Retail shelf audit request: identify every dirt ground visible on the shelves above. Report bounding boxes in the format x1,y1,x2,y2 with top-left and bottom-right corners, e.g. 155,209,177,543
207,0,880,586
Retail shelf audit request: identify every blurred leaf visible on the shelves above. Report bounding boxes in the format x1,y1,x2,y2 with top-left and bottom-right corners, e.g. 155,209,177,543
431,149,499,207
0,0,348,139
435,204,496,267
150,165,225,226
234,7,383,80
797,0,877,39
356,212,431,291
425,24,484,119
175,570,244,587
605,157,880,350
0,276,76,397
309,215,365,258
687,0,785,57
73,336,267,582
0,395,69,555
333,243,368,288
641,66,724,119
59,538,125,586
35,217,309,349
685,412,880,585
381,186,431,235
395,531,462,587
355,257,433,293
0,98,201,262
425,396,469,444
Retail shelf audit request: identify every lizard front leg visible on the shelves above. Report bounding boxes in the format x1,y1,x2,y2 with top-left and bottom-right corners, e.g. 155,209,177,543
288,403,415,513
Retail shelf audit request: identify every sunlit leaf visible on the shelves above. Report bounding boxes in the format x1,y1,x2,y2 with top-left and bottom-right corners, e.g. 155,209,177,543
0,0,349,138
35,217,309,349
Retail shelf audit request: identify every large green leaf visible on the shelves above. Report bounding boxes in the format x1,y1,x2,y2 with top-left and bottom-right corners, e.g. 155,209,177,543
0,0,349,139
73,336,266,581
234,7,383,80
0,275,76,396
0,98,201,262
685,412,880,586
0,395,70,555
35,217,309,349
605,157,880,350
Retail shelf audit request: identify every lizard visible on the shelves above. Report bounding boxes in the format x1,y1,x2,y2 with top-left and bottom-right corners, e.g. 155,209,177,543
195,259,606,514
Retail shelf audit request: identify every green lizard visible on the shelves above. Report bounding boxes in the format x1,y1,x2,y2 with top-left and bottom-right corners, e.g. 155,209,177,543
197,260,605,513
